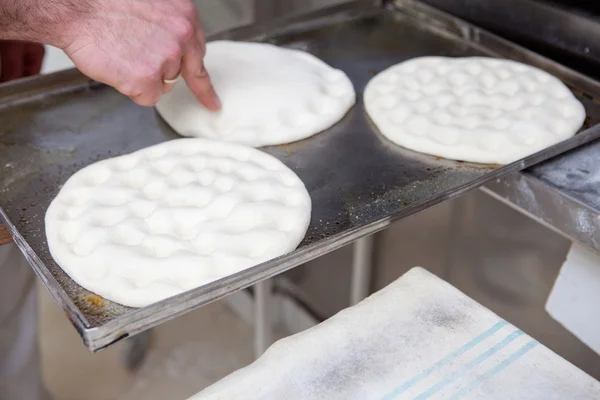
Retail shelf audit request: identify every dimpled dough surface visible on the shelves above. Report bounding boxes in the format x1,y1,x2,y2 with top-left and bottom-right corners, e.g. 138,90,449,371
45,139,312,307
156,41,356,147
365,57,586,164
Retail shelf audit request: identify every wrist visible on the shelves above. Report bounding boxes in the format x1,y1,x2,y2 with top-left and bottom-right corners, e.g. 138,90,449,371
48,2,96,50
36,2,92,49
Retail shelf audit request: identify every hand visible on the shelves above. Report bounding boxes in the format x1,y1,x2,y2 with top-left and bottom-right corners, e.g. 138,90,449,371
0,41,45,83
62,0,221,109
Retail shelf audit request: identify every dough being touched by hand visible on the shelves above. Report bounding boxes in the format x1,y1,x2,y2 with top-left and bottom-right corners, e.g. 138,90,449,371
156,41,356,147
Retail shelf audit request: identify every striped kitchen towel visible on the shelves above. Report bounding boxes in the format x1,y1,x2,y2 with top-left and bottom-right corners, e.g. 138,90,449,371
191,267,600,400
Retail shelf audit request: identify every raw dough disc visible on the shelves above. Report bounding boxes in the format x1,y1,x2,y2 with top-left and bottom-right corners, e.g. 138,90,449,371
45,139,312,307
156,40,356,147
364,57,586,164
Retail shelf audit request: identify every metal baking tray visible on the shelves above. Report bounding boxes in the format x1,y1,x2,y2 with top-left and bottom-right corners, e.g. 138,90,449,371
2,0,600,351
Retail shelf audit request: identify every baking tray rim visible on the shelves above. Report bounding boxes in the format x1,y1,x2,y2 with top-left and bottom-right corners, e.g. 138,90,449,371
3,0,600,351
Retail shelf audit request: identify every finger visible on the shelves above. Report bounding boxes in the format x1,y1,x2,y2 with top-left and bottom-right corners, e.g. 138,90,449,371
194,20,207,56
181,33,221,111
125,52,165,106
130,93,161,107
0,41,25,83
162,53,182,94
126,72,163,107
23,43,45,77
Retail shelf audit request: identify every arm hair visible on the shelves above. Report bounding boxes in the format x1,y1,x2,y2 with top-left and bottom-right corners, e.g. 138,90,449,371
0,0,91,47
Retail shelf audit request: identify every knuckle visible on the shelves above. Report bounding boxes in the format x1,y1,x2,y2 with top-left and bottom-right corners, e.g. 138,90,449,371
139,64,162,82
119,83,137,98
164,43,182,63
146,97,160,107
132,96,154,107
131,91,160,107
174,18,194,41
120,71,160,98
179,1,197,19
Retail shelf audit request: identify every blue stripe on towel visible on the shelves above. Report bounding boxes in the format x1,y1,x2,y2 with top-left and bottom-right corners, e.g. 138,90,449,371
448,340,539,400
413,329,524,400
380,321,508,400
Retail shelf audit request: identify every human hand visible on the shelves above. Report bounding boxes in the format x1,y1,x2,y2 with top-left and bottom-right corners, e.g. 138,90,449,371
0,41,45,83
61,0,221,109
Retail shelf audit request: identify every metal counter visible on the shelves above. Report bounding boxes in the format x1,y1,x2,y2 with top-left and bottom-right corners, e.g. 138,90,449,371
2,0,600,351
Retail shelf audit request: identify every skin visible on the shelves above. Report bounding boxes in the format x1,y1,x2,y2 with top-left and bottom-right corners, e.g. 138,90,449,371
0,0,221,108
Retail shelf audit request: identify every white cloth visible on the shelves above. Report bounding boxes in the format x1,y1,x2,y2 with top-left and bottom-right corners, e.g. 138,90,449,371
191,267,600,400
546,242,600,355
0,243,51,400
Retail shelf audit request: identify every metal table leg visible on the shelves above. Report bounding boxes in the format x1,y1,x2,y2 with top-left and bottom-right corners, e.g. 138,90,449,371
254,279,273,358
350,235,375,306
121,329,152,371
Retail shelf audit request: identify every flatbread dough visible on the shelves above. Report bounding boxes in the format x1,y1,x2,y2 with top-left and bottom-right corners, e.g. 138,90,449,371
45,139,312,307
364,57,586,164
156,41,356,147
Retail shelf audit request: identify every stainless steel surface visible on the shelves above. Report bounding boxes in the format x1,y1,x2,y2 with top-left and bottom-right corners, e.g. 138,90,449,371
253,0,381,23
3,0,600,351
350,236,374,305
254,0,312,23
254,280,273,357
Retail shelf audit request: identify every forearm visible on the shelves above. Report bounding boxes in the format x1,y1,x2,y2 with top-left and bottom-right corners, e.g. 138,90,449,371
0,0,88,47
